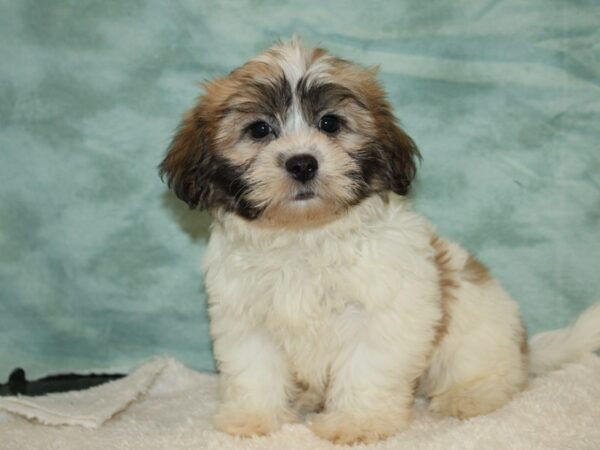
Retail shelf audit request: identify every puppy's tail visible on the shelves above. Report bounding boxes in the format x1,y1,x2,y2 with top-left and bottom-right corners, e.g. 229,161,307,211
529,302,600,376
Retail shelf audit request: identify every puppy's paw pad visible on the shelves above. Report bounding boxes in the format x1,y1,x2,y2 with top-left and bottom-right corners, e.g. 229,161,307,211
429,387,510,419
310,411,408,444
213,409,282,437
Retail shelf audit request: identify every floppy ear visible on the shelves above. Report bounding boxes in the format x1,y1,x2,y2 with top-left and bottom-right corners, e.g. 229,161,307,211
159,109,214,209
374,108,420,196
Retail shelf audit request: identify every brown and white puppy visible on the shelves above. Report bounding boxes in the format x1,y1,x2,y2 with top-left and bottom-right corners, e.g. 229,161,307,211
160,39,600,444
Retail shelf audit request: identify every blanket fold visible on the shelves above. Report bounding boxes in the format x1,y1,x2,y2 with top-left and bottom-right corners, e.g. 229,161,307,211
1,354,599,449
0,357,169,428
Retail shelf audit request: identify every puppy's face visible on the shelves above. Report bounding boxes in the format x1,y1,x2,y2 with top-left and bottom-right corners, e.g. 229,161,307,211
160,40,419,227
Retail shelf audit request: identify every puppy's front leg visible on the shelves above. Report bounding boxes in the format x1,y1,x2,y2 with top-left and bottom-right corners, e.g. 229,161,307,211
310,309,432,445
212,327,295,437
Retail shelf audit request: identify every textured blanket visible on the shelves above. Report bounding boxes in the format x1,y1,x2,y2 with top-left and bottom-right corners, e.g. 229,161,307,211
1,355,599,450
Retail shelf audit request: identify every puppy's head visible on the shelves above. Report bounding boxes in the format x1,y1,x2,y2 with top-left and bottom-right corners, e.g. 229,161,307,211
160,39,419,227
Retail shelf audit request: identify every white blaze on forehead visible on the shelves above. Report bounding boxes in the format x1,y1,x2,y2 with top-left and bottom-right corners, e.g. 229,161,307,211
286,98,305,132
276,40,310,87
283,44,308,133
273,41,311,134
284,56,336,133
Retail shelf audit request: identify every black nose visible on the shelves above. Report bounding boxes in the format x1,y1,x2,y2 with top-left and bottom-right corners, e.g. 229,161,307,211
285,154,318,183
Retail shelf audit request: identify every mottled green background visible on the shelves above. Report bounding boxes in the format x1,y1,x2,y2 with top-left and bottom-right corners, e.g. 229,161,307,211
1,0,599,377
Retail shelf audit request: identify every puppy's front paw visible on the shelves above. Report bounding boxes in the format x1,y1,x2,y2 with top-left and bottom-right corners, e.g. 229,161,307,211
214,406,291,437
213,405,298,437
310,409,410,445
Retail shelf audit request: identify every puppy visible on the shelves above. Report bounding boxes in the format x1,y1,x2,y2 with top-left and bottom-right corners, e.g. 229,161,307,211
160,39,600,444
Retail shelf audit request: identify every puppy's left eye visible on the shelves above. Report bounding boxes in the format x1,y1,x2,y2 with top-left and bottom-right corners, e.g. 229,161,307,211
248,121,272,139
318,115,340,134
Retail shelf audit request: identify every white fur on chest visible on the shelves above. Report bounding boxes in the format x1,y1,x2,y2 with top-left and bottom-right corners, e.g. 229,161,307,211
204,196,441,386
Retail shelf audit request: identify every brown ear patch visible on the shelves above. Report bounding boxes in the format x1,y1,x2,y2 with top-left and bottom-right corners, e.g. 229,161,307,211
159,110,210,208
338,69,420,197
159,102,263,219
313,76,420,199
371,105,420,196
331,60,420,196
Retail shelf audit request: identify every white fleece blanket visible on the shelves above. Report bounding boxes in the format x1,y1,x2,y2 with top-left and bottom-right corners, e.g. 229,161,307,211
1,355,599,450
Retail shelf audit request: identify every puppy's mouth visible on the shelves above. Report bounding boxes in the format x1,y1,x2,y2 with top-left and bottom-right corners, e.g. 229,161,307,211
293,191,316,201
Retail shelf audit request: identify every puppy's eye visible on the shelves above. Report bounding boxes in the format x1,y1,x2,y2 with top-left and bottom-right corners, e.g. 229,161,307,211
318,115,340,134
248,121,272,139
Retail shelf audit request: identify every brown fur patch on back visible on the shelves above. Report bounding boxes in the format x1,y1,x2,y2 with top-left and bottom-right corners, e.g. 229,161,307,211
430,236,458,346
518,320,529,356
462,254,492,284
517,320,529,385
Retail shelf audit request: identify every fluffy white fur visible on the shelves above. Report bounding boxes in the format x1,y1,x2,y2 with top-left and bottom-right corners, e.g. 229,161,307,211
529,303,600,375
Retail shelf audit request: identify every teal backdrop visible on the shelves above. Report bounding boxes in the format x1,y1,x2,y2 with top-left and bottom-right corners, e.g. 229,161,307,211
1,0,599,377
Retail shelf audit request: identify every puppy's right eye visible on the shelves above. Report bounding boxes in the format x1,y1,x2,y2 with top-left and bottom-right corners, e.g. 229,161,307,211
248,121,272,139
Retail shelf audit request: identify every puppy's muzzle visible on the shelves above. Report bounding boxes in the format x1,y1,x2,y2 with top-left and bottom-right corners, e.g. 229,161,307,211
285,154,318,183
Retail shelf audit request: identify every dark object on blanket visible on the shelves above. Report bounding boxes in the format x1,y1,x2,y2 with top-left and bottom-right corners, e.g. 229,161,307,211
0,367,126,396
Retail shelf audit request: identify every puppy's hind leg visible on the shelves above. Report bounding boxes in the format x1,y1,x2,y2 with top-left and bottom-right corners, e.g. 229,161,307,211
428,374,521,419
423,281,529,419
